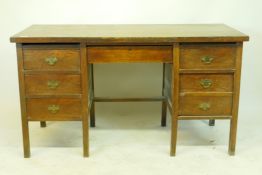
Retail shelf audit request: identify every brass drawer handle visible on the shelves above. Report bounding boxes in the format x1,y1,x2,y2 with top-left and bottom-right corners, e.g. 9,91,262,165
45,57,58,66
47,105,60,114
201,56,213,64
199,103,210,111
200,79,213,89
47,80,60,89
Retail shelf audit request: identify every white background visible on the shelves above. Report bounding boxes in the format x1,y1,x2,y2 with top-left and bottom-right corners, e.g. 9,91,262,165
1,0,262,120
0,0,262,174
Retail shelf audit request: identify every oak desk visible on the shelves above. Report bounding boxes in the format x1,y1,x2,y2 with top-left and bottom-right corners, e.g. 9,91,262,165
10,24,249,157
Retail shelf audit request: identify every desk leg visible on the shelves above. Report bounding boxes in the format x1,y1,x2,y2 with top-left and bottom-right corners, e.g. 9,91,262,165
22,120,30,158
17,43,31,158
82,112,89,157
90,64,95,127
40,121,46,127
228,43,243,156
90,103,95,127
81,43,89,157
209,120,215,126
161,101,167,126
161,63,167,127
170,44,179,156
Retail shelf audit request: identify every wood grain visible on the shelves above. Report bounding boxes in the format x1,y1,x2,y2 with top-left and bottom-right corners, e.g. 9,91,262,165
179,116,231,120
170,43,180,156
10,24,249,43
228,43,243,155
161,63,167,127
80,43,89,157
90,64,95,127
16,44,31,158
94,97,165,102
10,25,249,157
25,74,81,95
179,69,235,74
180,73,233,92
164,63,172,103
23,46,80,71
87,46,173,63
179,95,232,116
180,44,236,70
26,98,82,121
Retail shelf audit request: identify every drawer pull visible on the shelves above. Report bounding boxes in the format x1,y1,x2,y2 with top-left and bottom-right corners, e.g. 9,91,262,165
199,103,210,111
47,80,60,89
200,79,213,89
47,105,60,114
201,56,213,64
45,57,58,66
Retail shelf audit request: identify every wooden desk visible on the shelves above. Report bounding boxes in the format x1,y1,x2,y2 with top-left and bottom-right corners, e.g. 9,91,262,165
10,24,249,157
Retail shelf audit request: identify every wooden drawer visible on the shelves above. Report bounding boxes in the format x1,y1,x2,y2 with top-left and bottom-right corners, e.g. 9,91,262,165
180,44,236,70
26,98,82,120
179,95,232,116
180,74,233,92
23,45,80,71
87,46,173,63
25,74,81,95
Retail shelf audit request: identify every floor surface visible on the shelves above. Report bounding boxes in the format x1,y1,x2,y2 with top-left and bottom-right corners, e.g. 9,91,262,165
1,102,261,175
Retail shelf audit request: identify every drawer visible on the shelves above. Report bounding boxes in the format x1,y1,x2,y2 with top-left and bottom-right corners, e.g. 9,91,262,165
25,74,81,95
26,98,82,120
179,95,232,116
87,46,173,63
23,45,80,71
180,44,236,69
180,74,233,92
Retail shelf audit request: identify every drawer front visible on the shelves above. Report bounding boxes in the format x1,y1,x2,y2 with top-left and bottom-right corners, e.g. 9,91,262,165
25,74,81,95
180,74,233,92
179,95,232,116
180,44,236,69
27,98,82,120
87,46,173,63
23,47,80,71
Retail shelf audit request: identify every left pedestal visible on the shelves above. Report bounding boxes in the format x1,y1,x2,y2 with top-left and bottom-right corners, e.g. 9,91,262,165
16,43,90,157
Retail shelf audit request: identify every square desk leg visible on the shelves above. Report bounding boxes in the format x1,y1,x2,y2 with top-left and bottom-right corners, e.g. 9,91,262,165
209,120,215,126
170,44,179,156
90,64,96,127
16,44,30,158
228,43,243,155
80,43,90,157
161,63,167,127
40,121,47,127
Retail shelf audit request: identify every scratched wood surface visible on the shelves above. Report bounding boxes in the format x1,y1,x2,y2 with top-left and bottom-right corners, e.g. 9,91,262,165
10,24,249,43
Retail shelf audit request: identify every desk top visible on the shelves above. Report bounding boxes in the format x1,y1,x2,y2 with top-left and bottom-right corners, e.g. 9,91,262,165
10,24,249,43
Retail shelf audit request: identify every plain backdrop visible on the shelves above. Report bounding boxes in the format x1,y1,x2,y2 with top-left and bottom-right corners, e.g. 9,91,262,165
1,0,262,119
0,0,262,175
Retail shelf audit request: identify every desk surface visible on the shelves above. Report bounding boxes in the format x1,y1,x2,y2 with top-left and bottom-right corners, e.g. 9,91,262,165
10,24,249,43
